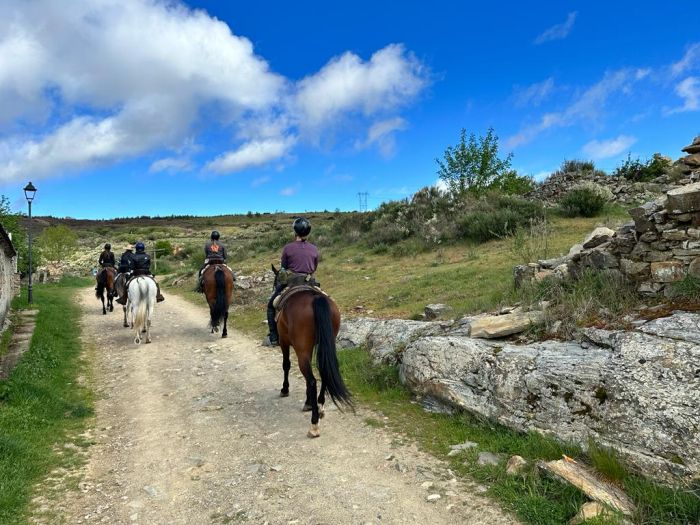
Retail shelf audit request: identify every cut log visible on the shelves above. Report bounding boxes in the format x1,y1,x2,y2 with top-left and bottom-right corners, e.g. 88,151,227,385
538,457,637,517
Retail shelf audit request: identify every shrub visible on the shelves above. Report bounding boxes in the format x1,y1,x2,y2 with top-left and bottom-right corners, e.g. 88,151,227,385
154,239,173,258
456,193,545,243
560,159,595,173
559,182,610,217
614,153,671,182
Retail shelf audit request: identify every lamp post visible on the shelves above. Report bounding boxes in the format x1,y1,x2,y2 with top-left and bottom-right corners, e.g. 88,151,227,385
23,182,37,304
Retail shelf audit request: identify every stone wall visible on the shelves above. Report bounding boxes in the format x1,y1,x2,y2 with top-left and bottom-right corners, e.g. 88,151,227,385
516,181,700,297
0,225,19,327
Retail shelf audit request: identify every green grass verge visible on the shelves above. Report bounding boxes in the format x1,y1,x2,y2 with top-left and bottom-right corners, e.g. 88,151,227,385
0,277,93,525
339,348,700,525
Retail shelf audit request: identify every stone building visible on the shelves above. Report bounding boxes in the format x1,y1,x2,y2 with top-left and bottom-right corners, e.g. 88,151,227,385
0,223,19,327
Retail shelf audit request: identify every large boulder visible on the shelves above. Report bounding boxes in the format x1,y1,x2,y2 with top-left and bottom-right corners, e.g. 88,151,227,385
582,227,615,249
400,313,700,482
666,182,700,213
468,311,545,339
681,135,700,155
337,317,445,364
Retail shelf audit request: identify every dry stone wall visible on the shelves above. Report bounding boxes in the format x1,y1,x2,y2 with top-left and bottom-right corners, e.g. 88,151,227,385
516,180,700,297
0,226,19,328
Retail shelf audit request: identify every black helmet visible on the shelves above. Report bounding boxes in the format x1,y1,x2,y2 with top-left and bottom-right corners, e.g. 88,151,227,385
135,241,145,252
211,230,220,240
104,243,111,250
293,217,311,237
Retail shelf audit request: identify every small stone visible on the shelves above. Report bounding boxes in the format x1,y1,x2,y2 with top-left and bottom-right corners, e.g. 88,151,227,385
426,494,441,502
506,455,527,475
421,481,434,489
477,452,501,467
570,501,613,525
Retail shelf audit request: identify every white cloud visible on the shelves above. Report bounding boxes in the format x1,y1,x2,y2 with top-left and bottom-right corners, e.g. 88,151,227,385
205,138,293,174
671,43,700,77
0,1,429,181
280,184,300,196
355,117,407,157
251,175,271,187
513,78,555,107
534,12,578,45
506,68,646,148
294,44,427,133
667,77,700,114
149,156,193,173
582,135,637,160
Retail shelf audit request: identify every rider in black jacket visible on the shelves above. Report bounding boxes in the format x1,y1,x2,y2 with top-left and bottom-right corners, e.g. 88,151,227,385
116,242,164,303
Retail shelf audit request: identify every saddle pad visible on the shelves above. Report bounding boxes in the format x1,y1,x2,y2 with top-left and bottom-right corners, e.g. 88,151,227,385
273,285,328,321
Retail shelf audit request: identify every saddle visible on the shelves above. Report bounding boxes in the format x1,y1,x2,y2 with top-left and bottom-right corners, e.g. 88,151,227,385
273,284,328,321
203,262,234,275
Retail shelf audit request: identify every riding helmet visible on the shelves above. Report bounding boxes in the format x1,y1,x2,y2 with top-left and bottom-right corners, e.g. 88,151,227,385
135,241,146,252
211,230,220,240
104,243,111,250
293,217,311,237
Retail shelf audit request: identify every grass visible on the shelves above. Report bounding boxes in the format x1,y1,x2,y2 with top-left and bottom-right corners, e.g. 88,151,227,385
0,277,93,525
339,348,700,525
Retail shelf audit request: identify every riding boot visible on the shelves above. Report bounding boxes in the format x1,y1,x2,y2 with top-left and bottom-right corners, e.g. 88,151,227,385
195,276,204,293
156,282,165,303
266,304,279,345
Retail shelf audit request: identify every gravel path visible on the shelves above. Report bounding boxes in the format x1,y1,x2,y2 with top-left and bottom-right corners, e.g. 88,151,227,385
31,287,516,524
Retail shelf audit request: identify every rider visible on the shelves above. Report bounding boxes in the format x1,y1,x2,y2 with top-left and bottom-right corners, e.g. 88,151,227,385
130,241,165,303
116,242,165,304
265,217,319,346
99,243,115,268
95,243,115,291
196,230,227,293
113,243,134,299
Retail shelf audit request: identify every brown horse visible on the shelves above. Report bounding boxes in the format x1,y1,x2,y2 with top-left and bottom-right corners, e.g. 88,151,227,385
202,264,233,338
95,266,117,315
272,265,353,438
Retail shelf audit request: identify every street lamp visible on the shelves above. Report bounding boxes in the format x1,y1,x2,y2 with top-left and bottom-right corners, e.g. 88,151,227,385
23,182,37,304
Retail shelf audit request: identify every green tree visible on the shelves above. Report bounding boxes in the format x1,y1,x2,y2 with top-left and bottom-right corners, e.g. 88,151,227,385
37,225,78,263
436,128,518,196
0,195,31,274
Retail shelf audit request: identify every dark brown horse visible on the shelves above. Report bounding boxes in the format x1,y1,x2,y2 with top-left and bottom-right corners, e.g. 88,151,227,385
272,265,353,438
95,266,117,315
203,264,233,338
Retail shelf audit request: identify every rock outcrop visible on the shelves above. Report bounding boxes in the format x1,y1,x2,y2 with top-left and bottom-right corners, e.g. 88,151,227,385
397,313,700,482
340,311,700,482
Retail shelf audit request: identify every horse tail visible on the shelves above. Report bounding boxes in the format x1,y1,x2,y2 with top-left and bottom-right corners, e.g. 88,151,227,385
96,269,106,299
133,278,148,333
210,267,227,328
313,295,353,410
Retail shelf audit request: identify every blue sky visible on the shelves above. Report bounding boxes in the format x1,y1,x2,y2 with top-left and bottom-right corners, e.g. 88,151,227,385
0,1,698,218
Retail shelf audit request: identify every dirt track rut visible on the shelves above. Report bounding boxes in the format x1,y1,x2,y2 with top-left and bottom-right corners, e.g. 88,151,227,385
33,287,515,524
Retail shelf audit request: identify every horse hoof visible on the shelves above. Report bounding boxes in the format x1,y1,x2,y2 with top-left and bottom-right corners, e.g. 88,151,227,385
302,403,312,412
307,425,320,438
221,333,227,339
280,390,289,398
145,339,151,344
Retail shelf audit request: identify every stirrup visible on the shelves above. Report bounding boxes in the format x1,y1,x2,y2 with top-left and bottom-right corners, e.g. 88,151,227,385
262,335,279,347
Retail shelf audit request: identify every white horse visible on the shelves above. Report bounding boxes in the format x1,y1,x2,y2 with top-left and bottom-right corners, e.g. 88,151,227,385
127,276,157,344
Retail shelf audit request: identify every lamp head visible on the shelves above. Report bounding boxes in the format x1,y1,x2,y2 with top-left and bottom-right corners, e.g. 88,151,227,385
23,181,37,202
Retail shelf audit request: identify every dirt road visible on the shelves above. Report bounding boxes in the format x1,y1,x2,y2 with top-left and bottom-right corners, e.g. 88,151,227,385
33,287,515,524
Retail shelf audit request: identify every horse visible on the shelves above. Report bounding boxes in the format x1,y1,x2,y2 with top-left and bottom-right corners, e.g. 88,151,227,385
114,273,129,327
271,265,353,438
202,263,234,338
127,276,157,344
95,266,117,315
